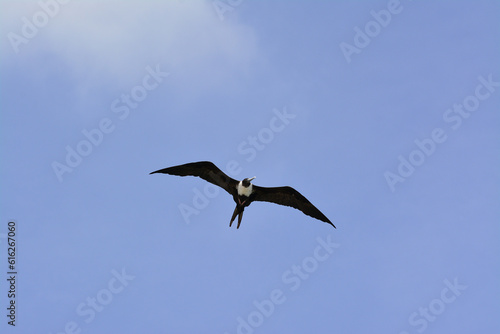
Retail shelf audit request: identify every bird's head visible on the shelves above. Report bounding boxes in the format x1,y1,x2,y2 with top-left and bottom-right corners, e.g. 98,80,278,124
242,176,256,187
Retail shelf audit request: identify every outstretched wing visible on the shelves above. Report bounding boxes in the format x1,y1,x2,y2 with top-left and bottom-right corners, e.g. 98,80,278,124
150,161,238,196
252,185,335,227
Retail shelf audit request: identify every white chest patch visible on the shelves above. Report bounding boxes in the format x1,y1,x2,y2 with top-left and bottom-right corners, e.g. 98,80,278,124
237,181,253,197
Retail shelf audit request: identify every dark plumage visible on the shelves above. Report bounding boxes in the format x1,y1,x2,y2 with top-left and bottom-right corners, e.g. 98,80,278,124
150,161,335,229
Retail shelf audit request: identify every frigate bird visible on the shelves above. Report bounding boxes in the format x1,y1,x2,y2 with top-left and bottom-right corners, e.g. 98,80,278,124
150,161,335,229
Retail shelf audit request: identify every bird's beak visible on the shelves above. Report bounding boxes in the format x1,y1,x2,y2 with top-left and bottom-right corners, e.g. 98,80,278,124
249,176,256,181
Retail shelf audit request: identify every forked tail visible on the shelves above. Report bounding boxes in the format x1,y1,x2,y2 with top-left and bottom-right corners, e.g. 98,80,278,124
229,205,245,229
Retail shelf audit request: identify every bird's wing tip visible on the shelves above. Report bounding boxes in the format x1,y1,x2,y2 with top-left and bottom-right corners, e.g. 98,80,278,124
326,220,336,228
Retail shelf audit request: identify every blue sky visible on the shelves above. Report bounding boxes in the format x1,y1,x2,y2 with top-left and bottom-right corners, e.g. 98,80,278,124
1,1,499,333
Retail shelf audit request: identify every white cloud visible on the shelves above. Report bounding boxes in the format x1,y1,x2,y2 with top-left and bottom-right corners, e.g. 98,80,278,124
1,0,261,92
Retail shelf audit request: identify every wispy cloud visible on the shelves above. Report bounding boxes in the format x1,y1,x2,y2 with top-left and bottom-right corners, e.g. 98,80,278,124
1,0,260,92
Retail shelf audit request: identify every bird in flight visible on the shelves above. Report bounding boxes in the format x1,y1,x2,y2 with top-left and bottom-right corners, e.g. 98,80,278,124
150,161,335,229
